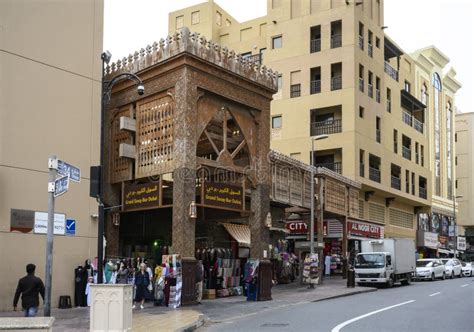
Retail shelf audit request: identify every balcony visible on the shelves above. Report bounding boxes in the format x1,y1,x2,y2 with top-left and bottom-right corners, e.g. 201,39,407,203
402,146,411,160
310,80,321,94
368,43,373,57
359,36,364,50
413,118,424,134
376,89,381,103
290,84,301,98
360,163,365,177
402,110,424,134
311,119,342,136
368,84,373,98
310,39,321,53
369,167,381,183
359,78,364,92
331,34,342,48
419,187,427,199
331,76,342,91
384,61,399,81
402,110,413,126
391,176,401,190
316,162,342,174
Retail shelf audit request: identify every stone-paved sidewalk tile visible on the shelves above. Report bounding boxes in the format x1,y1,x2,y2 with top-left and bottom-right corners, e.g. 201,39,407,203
134,309,203,332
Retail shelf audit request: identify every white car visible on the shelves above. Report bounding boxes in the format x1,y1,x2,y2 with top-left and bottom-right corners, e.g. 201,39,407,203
461,262,473,277
441,258,462,278
415,259,446,281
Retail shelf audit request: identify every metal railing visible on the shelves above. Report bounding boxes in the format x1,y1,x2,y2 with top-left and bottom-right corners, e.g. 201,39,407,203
310,119,342,136
359,35,364,50
331,76,342,91
368,43,373,57
359,78,364,92
316,162,342,174
247,54,262,65
310,39,321,53
376,89,381,103
419,187,427,199
369,167,381,183
391,176,401,190
360,163,365,177
290,84,301,98
376,129,381,143
368,84,373,98
386,99,391,113
384,61,399,81
402,146,411,160
402,110,413,126
402,110,425,134
413,118,424,134
310,80,321,94
331,34,342,48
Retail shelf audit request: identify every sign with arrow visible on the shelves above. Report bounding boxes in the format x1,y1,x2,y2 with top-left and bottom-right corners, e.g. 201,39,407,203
57,160,81,183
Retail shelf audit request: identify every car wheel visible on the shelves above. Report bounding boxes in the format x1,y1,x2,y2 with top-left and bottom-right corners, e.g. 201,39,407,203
442,272,446,280
431,273,435,281
401,276,411,286
451,272,454,279
471,271,473,277
386,277,394,288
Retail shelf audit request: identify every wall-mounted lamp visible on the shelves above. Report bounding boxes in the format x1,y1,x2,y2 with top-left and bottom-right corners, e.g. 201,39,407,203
189,201,197,219
112,212,120,226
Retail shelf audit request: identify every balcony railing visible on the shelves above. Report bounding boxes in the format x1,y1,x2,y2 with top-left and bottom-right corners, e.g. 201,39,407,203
359,36,364,50
247,54,262,65
402,110,413,126
413,118,424,134
368,84,373,98
402,110,424,134
391,176,401,190
310,80,321,94
331,34,342,48
290,84,301,98
369,167,381,183
419,187,427,199
402,146,411,160
359,78,364,92
360,163,365,177
386,100,391,113
310,39,321,53
376,129,381,143
376,89,381,103
368,43,373,57
316,162,342,174
331,76,342,91
384,61,399,81
310,119,342,136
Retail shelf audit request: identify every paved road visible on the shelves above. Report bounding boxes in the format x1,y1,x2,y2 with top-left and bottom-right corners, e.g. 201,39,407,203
203,276,474,331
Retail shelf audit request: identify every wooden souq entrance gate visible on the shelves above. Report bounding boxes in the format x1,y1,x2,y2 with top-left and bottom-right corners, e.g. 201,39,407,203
102,28,277,302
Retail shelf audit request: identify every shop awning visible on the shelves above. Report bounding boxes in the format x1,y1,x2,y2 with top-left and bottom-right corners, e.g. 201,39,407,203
223,223,251,247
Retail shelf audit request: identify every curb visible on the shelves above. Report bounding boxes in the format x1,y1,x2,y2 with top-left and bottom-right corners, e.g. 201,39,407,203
178,313,205,332
311,287,377,303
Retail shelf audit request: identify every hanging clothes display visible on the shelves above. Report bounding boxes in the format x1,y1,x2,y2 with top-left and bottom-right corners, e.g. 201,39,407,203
74,266,88,307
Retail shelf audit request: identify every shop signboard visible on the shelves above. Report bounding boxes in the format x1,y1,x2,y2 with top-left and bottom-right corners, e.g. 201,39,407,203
423,232,439,249
123,182,160,211
285,221,308,234
34,212,66,235
348,220,383,239
203,182,243,211
457,236,466,251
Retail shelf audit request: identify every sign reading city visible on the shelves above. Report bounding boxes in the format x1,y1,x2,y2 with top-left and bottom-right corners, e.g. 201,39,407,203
348,220,383,239
123,182,160,211
285,221,309,234
57,160,81,182
54,175,70,198
203,182,243,211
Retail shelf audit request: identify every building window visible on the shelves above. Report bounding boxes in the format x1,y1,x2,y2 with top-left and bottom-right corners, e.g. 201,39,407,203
359,64,364,92
310,25,321,53
272,115,282,129
191,11,200,25
368,71,373,98
272,36,282,49
360,149,365,177
421,145,424,167
411,172,415,195
406,170,410,194
455,133,457,142
415,142,419,164
386,88,391,112
330,20,342,48
176,15,184,29
310,67,321,94
225,19,232,27
376,117,381,143
277,74,282,91
358,22,364,50
404,80,411,93
359,106,364,118
393,129,398,153
375,77,381,102
375,37,380,48
216,11,222,26
447,102,453,199
368,30,373,57
290,84,301,98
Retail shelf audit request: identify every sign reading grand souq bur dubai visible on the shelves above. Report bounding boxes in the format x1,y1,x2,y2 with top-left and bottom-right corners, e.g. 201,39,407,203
123,182,159,211
203,182,243,211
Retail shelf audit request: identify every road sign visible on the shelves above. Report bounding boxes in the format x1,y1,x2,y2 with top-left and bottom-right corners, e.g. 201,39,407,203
34,212,66,235
65,218,76,236
57,160,81,183
54,175,69,197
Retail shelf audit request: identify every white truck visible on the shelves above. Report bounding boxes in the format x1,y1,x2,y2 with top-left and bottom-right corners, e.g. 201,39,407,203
354,238,415,287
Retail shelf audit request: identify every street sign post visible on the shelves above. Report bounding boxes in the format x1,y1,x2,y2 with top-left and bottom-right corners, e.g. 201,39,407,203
54,175,69,197
57,159,81,182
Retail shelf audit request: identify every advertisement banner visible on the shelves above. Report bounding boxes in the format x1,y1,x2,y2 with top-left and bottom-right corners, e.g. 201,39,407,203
348,220,383,239
423,232,439,249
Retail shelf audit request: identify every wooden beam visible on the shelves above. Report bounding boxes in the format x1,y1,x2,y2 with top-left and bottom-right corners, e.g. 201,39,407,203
231,140,246,159
204,129,220,155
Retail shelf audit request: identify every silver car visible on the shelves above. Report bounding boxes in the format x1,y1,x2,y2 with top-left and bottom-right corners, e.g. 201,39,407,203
415,259,446,281
461,262,473,277
441,258,462,278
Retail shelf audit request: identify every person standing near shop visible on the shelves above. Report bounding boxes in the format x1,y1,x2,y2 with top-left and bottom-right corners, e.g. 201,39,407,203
13,264,45,317
133,263,150,310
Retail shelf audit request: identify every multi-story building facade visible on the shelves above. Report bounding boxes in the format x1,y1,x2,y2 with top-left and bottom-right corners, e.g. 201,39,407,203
0,0,103,311
455,112,474,258
168,0,460,242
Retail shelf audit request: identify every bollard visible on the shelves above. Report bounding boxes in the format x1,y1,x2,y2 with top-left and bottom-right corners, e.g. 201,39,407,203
347,268,355,288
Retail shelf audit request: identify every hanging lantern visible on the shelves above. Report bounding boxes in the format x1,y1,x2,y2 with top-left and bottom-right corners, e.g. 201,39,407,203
189,200,197,219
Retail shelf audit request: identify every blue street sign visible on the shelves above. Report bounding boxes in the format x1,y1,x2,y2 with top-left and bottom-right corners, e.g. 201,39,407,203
57,160,81,183
54,175,69,197
65,218,76,236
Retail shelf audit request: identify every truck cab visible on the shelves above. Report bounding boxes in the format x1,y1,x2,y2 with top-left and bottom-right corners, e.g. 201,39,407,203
355,251,393,285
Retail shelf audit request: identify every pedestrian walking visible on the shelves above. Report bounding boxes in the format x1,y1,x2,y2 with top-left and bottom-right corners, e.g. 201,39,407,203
13,264,45,317
133,263,150,310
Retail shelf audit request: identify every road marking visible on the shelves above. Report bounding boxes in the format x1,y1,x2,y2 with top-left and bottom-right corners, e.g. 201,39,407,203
429,292,441,297
331,300,415,332
461,284,469,288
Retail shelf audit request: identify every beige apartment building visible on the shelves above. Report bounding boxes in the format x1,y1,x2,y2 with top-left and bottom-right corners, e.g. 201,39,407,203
169,0,462,242
0,0,103,311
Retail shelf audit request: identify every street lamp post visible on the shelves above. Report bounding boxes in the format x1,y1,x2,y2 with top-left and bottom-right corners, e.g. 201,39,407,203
310,135,328,287
96,51,144,283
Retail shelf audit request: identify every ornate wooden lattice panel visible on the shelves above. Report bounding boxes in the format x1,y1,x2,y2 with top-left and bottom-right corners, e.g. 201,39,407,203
110,106,133,184
135,95,174,178
348,188,360,218
272,163,290,203
289,169,303,206
324,178,346,216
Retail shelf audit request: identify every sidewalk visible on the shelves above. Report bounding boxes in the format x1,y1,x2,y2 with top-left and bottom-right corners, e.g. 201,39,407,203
0,277,373,331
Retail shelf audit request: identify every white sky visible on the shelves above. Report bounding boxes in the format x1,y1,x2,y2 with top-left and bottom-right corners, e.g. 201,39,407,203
104,0,474,112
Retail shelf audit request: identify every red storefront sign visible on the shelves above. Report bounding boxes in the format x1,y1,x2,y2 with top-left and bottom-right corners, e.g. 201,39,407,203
348,220,383,239
285,221,308,234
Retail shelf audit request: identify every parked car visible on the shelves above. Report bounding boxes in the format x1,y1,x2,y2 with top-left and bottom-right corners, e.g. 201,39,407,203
441,258,462,278
415,259,445,281
461,262,473,277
